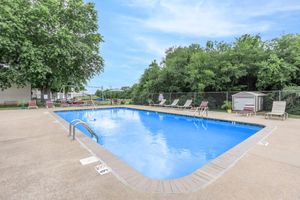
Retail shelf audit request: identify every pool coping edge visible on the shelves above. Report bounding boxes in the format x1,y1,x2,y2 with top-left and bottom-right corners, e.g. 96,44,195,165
50,105,275,194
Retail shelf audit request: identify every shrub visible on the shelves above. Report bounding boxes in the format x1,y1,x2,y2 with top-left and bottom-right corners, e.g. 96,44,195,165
221,101,232,110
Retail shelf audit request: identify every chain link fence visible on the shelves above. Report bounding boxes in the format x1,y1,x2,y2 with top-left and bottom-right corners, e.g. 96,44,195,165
133,90,300,115
1,87,299,115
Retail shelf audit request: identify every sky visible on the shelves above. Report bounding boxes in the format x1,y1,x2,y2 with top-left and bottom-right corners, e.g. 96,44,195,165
86,0,300,93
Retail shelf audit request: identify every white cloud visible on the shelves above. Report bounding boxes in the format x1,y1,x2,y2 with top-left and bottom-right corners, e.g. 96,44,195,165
120,0,300,37
235,0,300,17
121,0,159,8
87,0,300,89
135,36,170,57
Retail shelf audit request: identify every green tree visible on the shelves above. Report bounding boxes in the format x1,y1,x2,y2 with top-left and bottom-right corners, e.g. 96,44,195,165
129,34,300,104
138,60,161,93
230,34,267,90
186,49,215,91
0,0,104,100
129,61,161,104
257,54,297,90
274,34,300,85
159,44,200,92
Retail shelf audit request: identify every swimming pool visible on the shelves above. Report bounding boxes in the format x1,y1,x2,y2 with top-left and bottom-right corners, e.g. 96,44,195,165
55,107,263,180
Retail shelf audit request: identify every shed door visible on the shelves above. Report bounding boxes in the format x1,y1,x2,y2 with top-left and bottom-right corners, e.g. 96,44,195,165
234,97,254,110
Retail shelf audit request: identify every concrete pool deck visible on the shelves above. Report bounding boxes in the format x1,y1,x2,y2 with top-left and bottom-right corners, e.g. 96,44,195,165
0,105,299,199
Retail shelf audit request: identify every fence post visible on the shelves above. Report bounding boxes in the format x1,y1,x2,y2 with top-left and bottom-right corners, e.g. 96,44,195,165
226,91,229,102
279,90,282,101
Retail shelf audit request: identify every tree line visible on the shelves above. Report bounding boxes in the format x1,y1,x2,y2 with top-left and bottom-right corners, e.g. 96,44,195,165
127,34,300,103
95,86,132,100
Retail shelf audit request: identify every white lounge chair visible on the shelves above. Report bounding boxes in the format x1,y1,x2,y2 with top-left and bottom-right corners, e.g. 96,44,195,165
176,99,193,109
153,99,166,106
164,99,179,107
265,101,288,120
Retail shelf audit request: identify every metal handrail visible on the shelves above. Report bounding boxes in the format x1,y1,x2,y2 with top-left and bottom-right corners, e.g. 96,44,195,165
69,119,83,136
69,119,99,142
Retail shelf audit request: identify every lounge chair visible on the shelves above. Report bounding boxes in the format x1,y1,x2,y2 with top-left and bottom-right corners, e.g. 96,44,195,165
195,101,209,116
176,99,193,109
239,104,255,116
60,100,69,107
72,100,85,106
265,101,288,120
164,99,179,107
85,100,95,107
46,100,55,108
153,99,166,106
28,100,38,109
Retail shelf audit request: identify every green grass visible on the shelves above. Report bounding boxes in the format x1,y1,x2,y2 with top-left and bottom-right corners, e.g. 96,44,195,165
0,106,24,110
94,100,111,105
208,109,227,112
77,95,99,100
289,114,300,119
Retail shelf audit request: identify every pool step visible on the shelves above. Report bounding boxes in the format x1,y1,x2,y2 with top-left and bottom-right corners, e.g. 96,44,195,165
80,156,100,165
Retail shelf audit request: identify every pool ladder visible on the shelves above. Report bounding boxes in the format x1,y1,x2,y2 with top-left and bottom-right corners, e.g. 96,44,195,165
69,119,99,142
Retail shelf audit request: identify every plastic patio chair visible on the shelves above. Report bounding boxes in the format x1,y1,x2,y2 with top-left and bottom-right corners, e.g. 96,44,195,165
265,101,288,120
196,101,209,116
46,100,55,108
176,99,193,109
239,104,255,117
28,100,38,109
164,99,179,107
153,99,166,106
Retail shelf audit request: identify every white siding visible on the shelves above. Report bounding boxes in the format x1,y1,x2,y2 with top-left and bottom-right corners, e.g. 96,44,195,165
232,92,266,111
0,85,31,104
233,97,255,111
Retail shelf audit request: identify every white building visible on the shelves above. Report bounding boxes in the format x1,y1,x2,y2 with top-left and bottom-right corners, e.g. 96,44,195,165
54,91,87,100
0,83,88,104
32,90,87,101
0,85,31,104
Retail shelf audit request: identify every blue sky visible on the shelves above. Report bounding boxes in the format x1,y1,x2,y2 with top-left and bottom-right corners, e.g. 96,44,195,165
86,0,300,93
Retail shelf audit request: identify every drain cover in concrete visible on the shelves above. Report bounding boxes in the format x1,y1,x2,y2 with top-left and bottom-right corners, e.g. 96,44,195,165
80,156,100,165
95,164,110,175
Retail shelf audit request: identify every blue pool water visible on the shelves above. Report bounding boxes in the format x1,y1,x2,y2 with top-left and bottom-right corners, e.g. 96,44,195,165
55,108,262,180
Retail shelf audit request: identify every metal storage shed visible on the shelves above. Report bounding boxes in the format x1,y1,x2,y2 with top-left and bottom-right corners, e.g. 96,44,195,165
232,92,266,112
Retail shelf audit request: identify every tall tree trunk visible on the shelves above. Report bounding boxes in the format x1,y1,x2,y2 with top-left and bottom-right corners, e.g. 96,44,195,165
41,87,51,103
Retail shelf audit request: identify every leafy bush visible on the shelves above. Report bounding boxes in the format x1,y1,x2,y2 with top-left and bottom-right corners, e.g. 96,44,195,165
282,86,300,115
221,101,232,110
